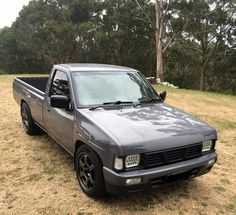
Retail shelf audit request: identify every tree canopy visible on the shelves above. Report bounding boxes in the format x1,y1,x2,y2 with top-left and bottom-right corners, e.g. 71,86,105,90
0,0,235,94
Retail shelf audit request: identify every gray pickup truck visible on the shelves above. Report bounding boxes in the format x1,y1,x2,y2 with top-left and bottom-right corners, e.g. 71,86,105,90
13,64,217,197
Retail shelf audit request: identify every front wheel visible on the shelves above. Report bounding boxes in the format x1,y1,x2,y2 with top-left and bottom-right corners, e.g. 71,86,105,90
75,145,105,198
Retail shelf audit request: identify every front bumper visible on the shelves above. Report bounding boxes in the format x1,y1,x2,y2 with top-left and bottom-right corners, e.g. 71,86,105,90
103,152,217,195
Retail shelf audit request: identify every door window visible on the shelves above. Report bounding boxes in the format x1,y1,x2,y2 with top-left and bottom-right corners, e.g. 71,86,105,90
50,71,70,98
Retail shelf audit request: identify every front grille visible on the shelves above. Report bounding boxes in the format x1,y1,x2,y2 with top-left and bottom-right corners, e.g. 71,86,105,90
144,143,202,168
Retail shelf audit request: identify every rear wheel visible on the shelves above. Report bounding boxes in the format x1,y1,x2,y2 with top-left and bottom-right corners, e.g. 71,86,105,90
21,102,41,135
75,145,105,198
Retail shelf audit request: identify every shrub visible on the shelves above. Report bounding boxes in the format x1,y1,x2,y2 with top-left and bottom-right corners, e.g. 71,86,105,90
156,78,179,89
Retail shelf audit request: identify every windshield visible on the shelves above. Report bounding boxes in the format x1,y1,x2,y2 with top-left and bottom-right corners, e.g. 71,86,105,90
72,71,158,107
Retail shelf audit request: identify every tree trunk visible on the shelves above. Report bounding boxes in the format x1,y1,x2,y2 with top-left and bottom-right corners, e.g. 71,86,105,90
156,43,164,81
200,68,205,91
153,0,185,82
155,0,164,82
200,62,207,91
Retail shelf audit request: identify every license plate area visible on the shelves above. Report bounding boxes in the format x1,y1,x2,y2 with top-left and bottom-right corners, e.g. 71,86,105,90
149,168,199,187
167,169,188,176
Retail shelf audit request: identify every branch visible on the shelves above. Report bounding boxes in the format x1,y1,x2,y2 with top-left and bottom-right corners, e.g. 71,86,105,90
202,28,222,66
207,35,216,44
179,39,202,54
135,16,153,25
135,0,154,28
159,0,170,41
205,27,224,64
162,19,187,53
162,0,170,19
195,27,215,35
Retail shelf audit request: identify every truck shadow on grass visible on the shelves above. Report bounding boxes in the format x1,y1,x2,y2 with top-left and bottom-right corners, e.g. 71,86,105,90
98,180,200,212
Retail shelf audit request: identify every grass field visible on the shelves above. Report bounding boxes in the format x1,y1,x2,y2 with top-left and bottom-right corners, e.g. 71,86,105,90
0,75,236,215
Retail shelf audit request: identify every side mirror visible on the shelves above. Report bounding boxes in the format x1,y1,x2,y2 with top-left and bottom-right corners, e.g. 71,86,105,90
159,91,167,102
50,95,70,109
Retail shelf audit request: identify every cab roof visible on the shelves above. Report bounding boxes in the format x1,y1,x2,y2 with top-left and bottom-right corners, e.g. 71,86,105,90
55,63,138,72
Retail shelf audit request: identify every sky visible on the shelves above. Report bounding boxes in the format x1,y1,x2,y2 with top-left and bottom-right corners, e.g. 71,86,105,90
0,0,31,28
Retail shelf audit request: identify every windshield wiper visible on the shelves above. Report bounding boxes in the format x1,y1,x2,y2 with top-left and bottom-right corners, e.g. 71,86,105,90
103,101,133,105
134,97,161,107
89,101,133,111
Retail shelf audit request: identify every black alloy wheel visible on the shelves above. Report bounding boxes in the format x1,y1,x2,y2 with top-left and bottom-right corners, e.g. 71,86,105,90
78,152,95,191
75,145,105,197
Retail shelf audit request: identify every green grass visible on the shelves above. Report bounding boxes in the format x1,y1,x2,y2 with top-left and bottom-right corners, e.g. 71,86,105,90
0,176,5,184
223,203,236,214
194,115,236,130
214,119,236,129
27,174,42,182
232,195,236,204
153,85,236,100
220,178,231,186
32,155,61,175
214,185,226,193
78,212,93,215
221,195,236,214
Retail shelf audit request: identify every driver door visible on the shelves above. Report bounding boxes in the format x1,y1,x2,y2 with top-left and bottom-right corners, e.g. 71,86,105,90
43,70,74,153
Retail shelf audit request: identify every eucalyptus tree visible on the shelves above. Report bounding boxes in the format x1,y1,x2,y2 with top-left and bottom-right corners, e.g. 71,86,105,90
12,0,103,72
88,0,156,75
135,0,188,81
178,0,236,91
0,27,19,73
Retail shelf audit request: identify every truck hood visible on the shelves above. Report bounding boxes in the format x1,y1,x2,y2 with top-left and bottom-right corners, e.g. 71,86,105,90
83,103,217,155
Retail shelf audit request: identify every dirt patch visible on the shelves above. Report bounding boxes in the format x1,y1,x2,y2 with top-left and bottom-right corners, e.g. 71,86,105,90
0,75,236,215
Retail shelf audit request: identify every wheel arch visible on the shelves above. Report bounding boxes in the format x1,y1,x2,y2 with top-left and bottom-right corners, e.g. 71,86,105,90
21,99,27,107
74,140,104,167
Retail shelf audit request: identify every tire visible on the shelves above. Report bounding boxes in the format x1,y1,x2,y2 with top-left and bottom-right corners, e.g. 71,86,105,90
21,102,41,135
75,145,105,198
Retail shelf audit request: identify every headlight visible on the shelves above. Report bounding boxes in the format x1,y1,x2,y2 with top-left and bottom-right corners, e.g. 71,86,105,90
114,157,123,170
125,154,140,168
202,140,213,152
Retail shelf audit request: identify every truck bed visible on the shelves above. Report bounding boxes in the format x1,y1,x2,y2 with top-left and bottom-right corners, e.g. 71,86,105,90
13,76,49,126
17,77,48,92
